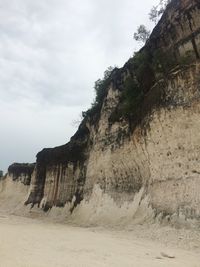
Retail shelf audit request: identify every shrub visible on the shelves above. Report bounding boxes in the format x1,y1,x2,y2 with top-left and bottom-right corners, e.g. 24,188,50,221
152,49,177,75
178,50,194,66
121,77,144,116
82,66,114,119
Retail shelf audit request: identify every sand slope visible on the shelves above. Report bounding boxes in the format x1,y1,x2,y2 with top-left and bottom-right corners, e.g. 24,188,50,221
0,180,200,266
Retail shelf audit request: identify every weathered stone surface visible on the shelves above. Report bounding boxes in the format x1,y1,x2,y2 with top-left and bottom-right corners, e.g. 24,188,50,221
8,163,35,185
25,123,89,208
147,0,200,59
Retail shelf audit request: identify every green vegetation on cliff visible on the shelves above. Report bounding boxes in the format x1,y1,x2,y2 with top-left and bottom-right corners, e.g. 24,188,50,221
82,66,114,119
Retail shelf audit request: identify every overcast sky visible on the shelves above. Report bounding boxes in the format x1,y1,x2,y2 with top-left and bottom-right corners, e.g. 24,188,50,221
0,0,157,172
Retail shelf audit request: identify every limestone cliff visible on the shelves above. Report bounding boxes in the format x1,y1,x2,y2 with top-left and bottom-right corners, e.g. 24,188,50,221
7,163,35,185
5,0,200,220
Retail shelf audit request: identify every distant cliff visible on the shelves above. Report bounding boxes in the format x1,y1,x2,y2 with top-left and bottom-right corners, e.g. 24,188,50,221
3,0,200,221
8,163,35,185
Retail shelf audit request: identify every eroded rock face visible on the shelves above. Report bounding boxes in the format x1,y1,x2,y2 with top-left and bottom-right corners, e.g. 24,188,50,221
25,125,89,208
8,163,35,186
84,63,200,220
9,0,200,219
147,0,200,59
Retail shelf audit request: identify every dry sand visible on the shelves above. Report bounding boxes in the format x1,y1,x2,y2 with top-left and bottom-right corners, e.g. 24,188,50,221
0,179,200,267
0,213,200,267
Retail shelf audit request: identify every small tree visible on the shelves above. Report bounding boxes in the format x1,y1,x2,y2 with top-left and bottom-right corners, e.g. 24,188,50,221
134,0,171,45
149,6,159,24
94,66,114,105
103,66,114,80
81,66,115,119
149,0,171,24
133,25,150,43
0,170,3,178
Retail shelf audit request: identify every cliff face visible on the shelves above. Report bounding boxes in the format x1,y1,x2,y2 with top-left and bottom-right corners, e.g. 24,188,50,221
148,0,200,57
11,0,200,220
7,163,35,186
